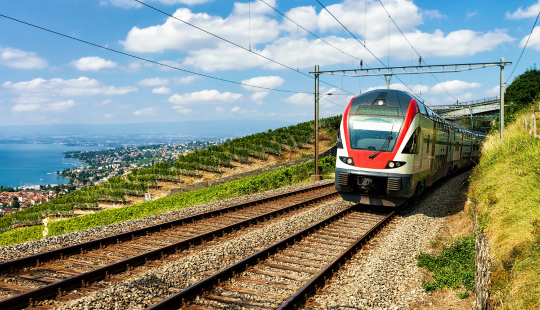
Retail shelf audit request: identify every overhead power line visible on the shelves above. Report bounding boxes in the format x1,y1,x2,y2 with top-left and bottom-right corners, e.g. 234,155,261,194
506,10,540,83
314,0,431,106
0,13,310,94
134,0,355,96
378,0,458,102
257,0,388,86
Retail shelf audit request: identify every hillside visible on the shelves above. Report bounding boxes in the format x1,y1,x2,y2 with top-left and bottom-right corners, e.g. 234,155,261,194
469,106,540,308
0,116,341,245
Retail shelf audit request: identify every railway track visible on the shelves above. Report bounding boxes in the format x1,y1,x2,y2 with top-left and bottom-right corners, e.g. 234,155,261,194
147,205,397,310
0,183,338,309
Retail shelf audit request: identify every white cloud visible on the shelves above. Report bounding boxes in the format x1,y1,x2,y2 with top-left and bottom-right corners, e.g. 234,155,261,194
168,90,242,105
0,46,47,69
121,4,280,53
520,26,540,50
104,113,115,118
241,76,285,91
126,61,142,72
184,29,514,71
101,99,112,105
152,86,171,94
44,100,75,111
284,93,314,105
250,91,269,105
215,106,224,112
133,107,158,116
466,12,477,19
100,0,211,8
11,103,40,112
117,0,515,73
2,77,137,98
430,80,481,94
423,9,446,20
485,85,501,96
138,77,169,86
172,106,195,114
506,1,540,19
71,56,117,71
230,106,250,114
173,76,199,85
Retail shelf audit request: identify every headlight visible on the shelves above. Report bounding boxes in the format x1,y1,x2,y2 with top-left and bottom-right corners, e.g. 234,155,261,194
386,161,406,169
339,156,355,166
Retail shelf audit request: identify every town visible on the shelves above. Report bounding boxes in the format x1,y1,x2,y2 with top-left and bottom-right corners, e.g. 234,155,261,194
0,138,229,217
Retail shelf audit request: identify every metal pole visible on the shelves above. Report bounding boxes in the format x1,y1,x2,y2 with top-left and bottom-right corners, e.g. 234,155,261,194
314,65,320,177
500,57,505,139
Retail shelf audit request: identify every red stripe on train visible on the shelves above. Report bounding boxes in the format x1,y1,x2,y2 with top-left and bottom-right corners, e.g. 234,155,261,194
344,98,419,169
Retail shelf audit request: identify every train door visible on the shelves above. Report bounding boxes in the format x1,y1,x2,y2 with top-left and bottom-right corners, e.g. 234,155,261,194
413,127,422,172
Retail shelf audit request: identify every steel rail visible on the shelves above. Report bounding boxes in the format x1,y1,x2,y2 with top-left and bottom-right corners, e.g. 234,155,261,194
0,183,336,309
278,207,396,309
147,205,395,310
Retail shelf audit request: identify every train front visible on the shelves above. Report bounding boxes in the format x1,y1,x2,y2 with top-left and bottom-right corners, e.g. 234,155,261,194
335,89,418,207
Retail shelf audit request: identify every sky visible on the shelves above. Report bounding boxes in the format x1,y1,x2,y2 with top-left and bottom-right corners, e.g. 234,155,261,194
0,0,539,126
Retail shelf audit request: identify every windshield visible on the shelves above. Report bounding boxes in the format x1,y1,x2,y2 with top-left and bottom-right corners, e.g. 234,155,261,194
348,115,404,151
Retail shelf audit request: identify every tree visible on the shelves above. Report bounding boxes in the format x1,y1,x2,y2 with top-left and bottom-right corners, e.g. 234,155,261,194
11,199,20,209
505,68,540,113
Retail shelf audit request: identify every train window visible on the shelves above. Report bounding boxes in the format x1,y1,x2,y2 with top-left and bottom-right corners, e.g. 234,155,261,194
336,129,343,149
402,128,420,154
417,102,427,115
348,115,404,151
356,105,398,116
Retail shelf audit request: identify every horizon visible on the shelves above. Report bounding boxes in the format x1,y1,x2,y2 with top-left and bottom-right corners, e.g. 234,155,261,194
1,0,539,127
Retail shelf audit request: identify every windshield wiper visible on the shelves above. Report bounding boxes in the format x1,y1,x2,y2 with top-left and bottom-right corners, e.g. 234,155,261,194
369,125,394,159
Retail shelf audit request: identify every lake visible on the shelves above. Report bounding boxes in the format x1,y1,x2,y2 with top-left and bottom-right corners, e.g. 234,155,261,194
0,144,108,188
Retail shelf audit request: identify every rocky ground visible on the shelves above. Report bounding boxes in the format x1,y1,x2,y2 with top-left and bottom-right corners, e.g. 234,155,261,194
301,171,472,310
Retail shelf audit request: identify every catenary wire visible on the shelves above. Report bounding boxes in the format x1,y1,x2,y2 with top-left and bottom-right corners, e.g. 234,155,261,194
0,13,313,95
378,0,458,102
257,0,386,83
315,0,432,106
506,10,540,83
134,0,355,95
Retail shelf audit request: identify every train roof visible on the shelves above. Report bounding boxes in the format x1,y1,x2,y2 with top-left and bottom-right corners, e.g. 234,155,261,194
351,89,486,138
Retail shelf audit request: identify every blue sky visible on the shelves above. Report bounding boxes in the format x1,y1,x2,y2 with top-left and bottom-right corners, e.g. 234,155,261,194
0,0,539,126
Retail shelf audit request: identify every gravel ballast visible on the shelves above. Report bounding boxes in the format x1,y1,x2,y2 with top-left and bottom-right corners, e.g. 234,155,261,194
0,180,333,262
301,171,470,310
57,198,354,309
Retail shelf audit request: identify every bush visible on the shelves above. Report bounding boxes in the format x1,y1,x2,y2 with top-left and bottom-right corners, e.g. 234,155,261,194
416,235,475,295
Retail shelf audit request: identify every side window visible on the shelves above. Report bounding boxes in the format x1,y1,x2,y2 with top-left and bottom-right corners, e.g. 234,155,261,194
402,128,420,154
337,129,343,149
417,102,427,115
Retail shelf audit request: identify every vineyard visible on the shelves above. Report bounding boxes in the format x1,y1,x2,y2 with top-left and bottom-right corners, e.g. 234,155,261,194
0,155,337,247
0,115,342,236
174,115,342,175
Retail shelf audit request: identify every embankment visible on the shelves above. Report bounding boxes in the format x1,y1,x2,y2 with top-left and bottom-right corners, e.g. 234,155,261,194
469,107,540,309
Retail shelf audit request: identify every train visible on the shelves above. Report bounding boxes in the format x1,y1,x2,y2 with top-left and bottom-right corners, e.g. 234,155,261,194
334,89,485,207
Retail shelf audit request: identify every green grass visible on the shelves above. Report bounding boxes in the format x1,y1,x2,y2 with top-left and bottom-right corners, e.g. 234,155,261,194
416,235,475,296
468,106,540,309
0,156,336,247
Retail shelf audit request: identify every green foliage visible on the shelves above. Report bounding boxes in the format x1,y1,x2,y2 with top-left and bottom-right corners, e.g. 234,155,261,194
505,68,540,112
416,235,475,295
0,156,336,246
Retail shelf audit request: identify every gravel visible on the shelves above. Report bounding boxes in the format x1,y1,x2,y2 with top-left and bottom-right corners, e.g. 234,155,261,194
0,179,333,262
301,171,470,310
57,197,353,309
